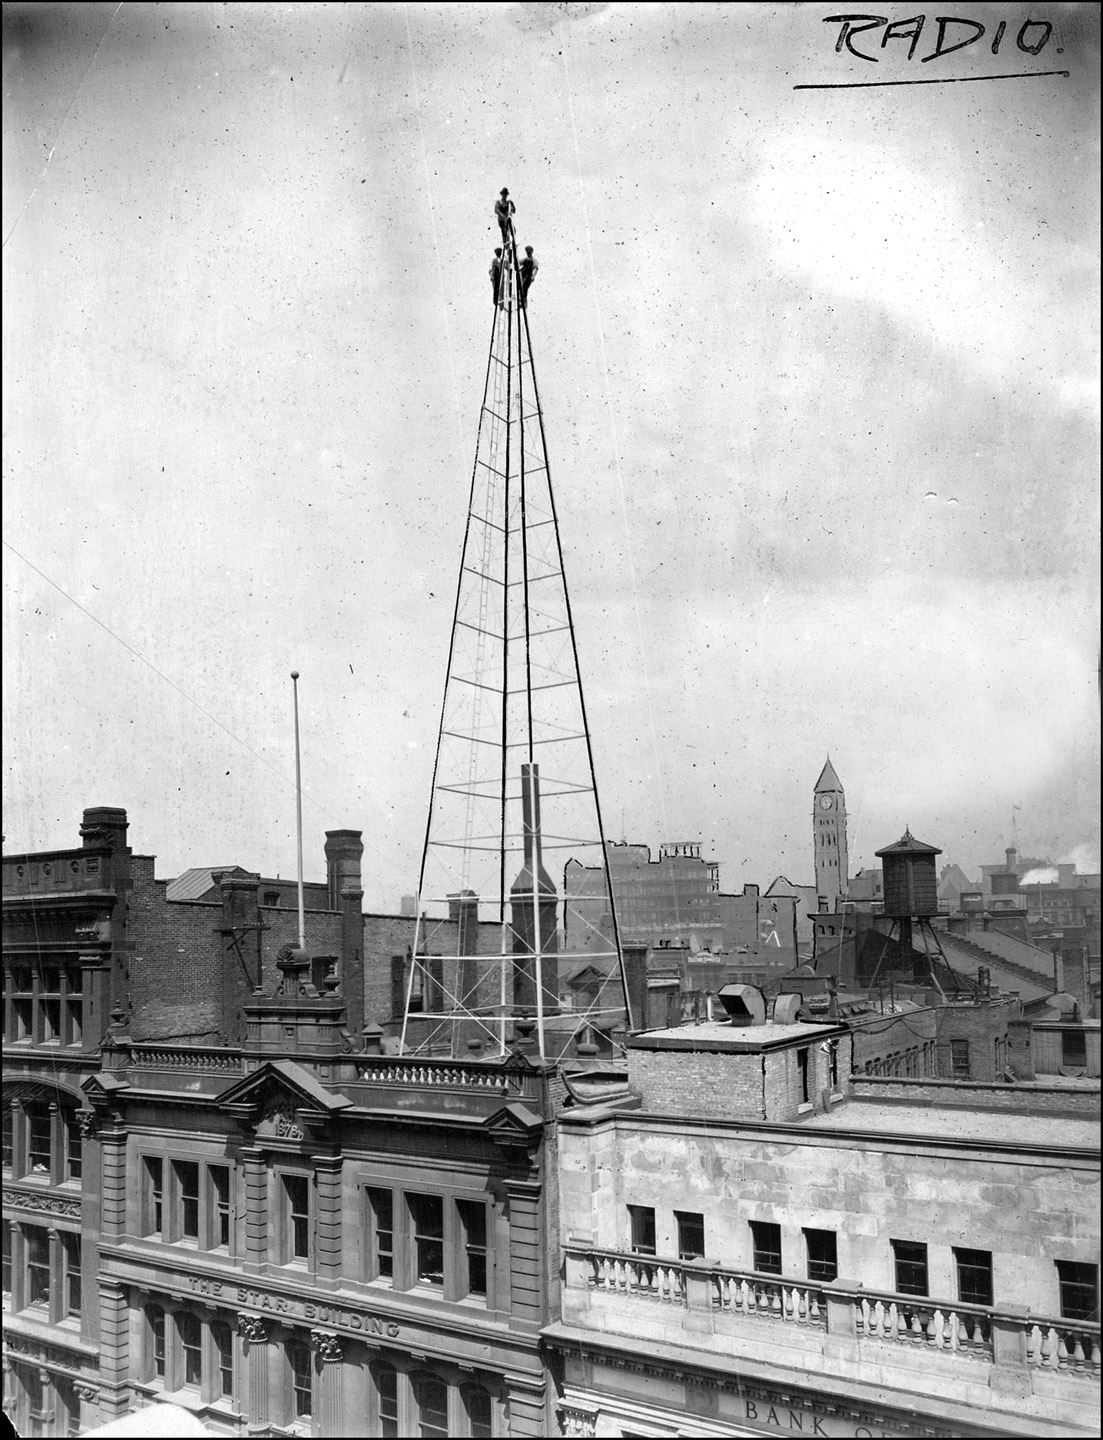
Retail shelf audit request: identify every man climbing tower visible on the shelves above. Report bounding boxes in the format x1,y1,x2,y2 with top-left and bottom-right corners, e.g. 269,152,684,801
520,246,538,307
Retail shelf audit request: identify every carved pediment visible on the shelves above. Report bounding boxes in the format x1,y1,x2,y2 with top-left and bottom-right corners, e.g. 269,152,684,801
216,1058,352,1136
484,1100,544,1152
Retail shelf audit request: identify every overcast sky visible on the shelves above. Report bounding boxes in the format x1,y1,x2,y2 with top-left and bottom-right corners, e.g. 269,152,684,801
3,2,1099,908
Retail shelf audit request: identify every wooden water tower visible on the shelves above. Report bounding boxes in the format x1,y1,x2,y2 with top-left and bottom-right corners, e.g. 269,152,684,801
871,828,956,990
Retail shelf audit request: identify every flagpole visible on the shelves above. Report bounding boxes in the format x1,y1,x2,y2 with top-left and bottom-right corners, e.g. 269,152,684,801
291,671,306,950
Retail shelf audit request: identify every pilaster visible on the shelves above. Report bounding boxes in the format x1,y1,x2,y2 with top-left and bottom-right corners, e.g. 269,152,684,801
242,1146,267,1274
314,1152,343,1291
96,1278,131,1418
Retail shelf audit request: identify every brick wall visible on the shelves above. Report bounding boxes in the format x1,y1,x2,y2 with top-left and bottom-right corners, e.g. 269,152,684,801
629,1047,766,1120
849,1074,1100,1114
127,859,344,1042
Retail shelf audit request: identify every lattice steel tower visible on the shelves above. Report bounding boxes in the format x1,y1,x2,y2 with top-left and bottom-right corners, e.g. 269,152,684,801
400,202,631,1062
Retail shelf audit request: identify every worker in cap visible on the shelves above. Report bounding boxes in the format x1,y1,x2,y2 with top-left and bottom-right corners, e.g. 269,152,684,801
490,247,503,305
495,188,515,243
519,245,539,307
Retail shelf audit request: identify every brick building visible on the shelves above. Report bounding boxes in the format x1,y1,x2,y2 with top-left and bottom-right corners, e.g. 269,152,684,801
2,808,558,1437
548,999,1101,1438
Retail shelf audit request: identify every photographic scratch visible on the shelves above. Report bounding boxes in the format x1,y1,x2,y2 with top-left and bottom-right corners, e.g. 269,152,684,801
2,1,124,251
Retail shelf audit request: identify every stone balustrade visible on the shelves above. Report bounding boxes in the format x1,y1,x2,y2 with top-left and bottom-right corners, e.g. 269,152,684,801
564,1245,1101,1382
125,1045,243,1073
353,1059,513,1092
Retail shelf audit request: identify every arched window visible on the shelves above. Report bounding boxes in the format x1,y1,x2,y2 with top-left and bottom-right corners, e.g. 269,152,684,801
374,1361,399,1438
462,1382,493,1439
413,1372,449,1439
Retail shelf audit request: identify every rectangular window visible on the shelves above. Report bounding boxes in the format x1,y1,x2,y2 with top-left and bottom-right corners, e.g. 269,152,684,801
954,1247,993,1306
410,1193,444,1285
28,1106,51,1175
2,1104,11,1171
830,1042,840,1090
14,998,33,1041
144,1157,164,1238
289,1340,313,1419
891,1240,929,1297
803,1228,838,1283
148,1304,166,1380
1062,1030,1088,1067
175,1161,200,1242
628,1204,656,1257
1056,1261,1099,1322
66,1117,82,1182
283,1174,310,1263
950,1039,970,1077
179,1311,202,1388
675,1210,705,1260
457,1199,487,1298
367,1188,394,1281
2,1220,11,1296
391,956,407,1019
797,1047,811,1103
62,1233,82,1317
209,1165,231,1249
26,1226,50,1306
750,1221,782,1275
213,1320,234,1399
42,997,61,1042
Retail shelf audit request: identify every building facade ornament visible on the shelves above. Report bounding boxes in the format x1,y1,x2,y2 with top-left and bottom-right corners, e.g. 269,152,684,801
2,1187,82,1221
237,1313,269,1344
558,1404,598,1437
309,1330,344,1363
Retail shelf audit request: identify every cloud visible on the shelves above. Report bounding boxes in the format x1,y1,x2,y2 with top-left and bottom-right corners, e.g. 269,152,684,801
747,125,1098,414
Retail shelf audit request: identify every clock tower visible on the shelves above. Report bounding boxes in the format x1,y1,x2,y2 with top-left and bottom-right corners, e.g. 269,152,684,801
814,756,848,908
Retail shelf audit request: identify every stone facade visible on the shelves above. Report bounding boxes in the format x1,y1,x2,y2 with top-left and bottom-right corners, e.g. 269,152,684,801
550,1041,1101,1438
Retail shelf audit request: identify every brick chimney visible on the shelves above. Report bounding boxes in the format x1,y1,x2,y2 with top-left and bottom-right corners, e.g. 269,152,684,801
80,807,128,850
325,830,364,1030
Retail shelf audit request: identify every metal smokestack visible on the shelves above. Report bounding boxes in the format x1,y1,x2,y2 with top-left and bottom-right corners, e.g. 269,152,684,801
510,764,559,1058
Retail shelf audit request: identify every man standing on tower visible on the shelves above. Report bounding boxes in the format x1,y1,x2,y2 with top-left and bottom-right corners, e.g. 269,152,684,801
519,246,538,307
495,187,515,242
490,247,503,305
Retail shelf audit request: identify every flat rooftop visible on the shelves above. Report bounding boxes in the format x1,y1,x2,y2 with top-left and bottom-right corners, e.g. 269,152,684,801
629,1020,846,1053
802,1098,1099,1150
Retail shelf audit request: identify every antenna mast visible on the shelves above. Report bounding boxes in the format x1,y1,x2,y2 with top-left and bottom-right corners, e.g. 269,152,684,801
401,196,630,1061
291,670,305,950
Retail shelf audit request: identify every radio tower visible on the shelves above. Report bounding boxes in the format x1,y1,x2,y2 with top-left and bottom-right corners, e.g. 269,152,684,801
400,198,631,1062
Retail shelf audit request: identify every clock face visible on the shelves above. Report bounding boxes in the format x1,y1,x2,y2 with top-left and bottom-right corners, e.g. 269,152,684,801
819,795,834,810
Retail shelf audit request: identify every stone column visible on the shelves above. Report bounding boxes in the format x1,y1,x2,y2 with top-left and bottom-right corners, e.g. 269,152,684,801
242,1146,267,1274
237,1314,270,1434
49,1104,63,1186
314,1152,343,1292
311,1330,345,1436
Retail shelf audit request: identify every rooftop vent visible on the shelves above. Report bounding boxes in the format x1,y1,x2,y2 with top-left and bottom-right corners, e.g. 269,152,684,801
717,984,765,1027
